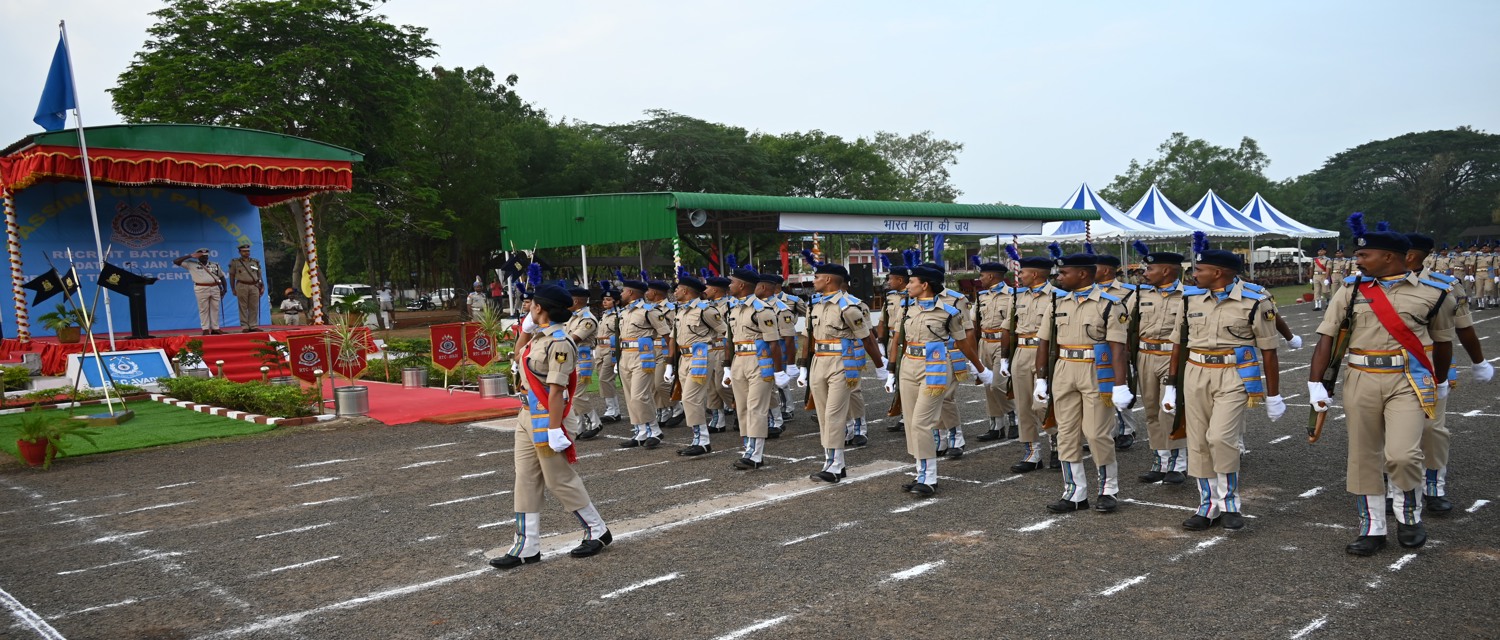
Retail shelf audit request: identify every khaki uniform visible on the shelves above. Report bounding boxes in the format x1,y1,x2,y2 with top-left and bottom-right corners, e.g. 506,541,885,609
878,290,906,355
1039,285,1128,501
1312,256,1333,306
936,288,971,449
844,296,872,438
1476,251,1497,304
227,256,263,329
673,300,727,430
1135,282,1191,473
1330,257,1351,292
767,295,798,425
898,297,968,485
975,284,1015,428
1318,273,1454,533
703,297,735,415
564,309,600,418
809,292,871,453
596,308,620,404
1100,280,1140,439
654,301,677,409
180,259,225,331
1011,283,1056,463
1416,269,1469,502
617,299,669,427
727,296,780,448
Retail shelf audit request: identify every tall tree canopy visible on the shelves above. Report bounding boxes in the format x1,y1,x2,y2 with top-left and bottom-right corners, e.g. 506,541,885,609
1101,132,1273,210
871,130,964,202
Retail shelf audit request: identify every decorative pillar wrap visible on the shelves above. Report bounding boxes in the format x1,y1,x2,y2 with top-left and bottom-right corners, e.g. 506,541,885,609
672,235,681,280
301,197,325,325
4,189,28,341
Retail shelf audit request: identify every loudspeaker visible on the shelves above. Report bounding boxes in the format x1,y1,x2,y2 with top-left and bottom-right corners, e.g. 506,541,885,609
849,262,875,303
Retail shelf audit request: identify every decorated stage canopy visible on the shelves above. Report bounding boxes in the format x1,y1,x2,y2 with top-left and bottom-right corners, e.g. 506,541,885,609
0,124,362,339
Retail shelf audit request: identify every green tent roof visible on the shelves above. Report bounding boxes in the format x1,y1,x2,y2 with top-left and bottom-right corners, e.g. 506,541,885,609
2,124,363,162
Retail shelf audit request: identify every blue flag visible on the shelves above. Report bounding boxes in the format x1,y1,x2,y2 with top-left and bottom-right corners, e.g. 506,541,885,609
34,34,77,131
932,234,946,269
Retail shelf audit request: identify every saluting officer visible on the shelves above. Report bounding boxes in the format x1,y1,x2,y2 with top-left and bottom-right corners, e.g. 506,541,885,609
488,284,611,569
1131,246,1191,485
1095,253,1139,450
703,276,737,433
616,280,670,449
1165,245,1285,531
877,265,913,432
974,262,1017,442
564,287,602,438
1008,254,1060,473
227,243,264,331
755,275,800,437
800,264,886,482
670,275,727,456
174,248,227,335
724,268,790,469
1310,224,1454,555
1034,251,1129,513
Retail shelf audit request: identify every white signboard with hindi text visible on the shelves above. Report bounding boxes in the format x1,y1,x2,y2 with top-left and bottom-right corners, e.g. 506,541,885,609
777,212,1045,236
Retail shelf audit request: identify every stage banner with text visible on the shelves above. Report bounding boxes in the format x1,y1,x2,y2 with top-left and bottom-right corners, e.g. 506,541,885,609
463,323,496,367
429,323,467,372
287,329,371,382
8,182,269,337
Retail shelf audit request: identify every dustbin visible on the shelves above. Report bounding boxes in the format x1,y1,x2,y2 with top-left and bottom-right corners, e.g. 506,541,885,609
478,373,509,398
334,386,369,416
402,367,428,389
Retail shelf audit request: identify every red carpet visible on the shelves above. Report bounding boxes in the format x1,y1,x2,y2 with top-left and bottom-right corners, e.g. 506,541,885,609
318,378,521,426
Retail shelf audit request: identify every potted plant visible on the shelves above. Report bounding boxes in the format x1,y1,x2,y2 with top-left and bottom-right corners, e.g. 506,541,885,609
327,294,372,416
252,338,297,385
37,303,83,344
474,305,512,397
10,408,100,469
175,339,210,378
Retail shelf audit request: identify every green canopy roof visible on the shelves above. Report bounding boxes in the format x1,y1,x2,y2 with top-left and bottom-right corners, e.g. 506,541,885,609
1,124,363,162
499,192,1098,250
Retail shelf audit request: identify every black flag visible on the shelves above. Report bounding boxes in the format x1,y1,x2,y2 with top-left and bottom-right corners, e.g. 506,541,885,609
21,268,76,306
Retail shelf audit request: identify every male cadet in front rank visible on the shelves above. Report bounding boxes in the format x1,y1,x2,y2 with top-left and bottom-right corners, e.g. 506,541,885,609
723,267,791,469
1126,241,1192,485
668,274,727,456
1007,249,1061,473
973,257,1018,442
615,280,670,450
798,263,886,482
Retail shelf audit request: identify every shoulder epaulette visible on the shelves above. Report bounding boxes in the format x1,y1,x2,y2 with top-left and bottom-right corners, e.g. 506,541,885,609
1052,289,1068,298
1240,281,1266,293
771,298,789,311
1429,272,1457,285
1342,275,1360,285
1240,289,1267,301
940,303,960,316
1418,278,1451,291
1098,291,1122,303
749,298,766,311
1182,285,1208,296
940,289,962,300
1112,282,1139,291
836,293,853,309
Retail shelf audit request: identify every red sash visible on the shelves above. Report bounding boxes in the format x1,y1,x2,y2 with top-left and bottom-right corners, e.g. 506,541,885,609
1314,257,1327,272
521,342,580,464
1359,281,1435,375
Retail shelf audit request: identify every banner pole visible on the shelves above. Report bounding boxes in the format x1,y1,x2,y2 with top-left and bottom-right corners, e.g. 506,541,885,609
59,21,116,349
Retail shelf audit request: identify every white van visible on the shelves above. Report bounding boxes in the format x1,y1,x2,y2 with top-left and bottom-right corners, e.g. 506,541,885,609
329,284,379,329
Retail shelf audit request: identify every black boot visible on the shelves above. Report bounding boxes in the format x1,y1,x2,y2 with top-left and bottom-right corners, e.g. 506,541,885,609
1346,535,1387,556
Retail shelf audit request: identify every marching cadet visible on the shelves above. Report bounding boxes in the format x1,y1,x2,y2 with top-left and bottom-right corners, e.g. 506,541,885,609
888,265,991,496
564,287,602,438
644,281,682,428
1405,233,1493,514
1330,248,1350,293
227,243,264,331
489,284,611,569
840,273,876,446
724,268,791,469
1008,252,1061,473
1164,237,1285,531
174,248,227,335
877,263,914,432
615,280,670,450
1128,242,1192,485
591,288,623,429
704,276,737,433
669,275,727,456
798,264,887,482
920,262,975,459
1033,250,1129,513
974,261,1018,442
1459,241,1478,304
1435,244,1454,279
755,275,800,437
1309,219,1453,555
1312,244,1333,311
1477,242,1497,309
1095,253,1139,450
772,274,809,425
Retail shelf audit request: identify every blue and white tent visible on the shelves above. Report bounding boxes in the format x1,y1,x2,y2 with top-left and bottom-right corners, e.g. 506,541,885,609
1183,189,1282,237
1239,193,1337,239
1123,184,1247,237
1017,183,1175,244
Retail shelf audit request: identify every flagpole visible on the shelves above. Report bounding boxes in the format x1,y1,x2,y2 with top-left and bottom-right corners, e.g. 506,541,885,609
65,249,117,415
58,21,117,350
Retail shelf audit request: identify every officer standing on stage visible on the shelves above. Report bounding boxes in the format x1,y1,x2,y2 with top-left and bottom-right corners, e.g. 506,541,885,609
226,244,264,331
876,264,913,432
564,286,601,438
1309,220,1453,555
799,264,886,482
1008,253,1060,473
1129,243,1191,485
174,248,227,335
704,276,737,433
616,280,670,449
1312,245,1333,310
974,261,1017,442
670,275,727,456
1164,240,1285,531
1034,251,1129,513
724,268,789,469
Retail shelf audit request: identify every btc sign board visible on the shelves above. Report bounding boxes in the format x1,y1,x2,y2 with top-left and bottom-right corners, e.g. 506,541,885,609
66,349,175,389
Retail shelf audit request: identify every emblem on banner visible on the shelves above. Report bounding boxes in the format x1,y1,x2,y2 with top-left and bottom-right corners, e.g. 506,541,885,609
106,356,143,378
111,201,164,249
298,347,321,367
438,337,460,357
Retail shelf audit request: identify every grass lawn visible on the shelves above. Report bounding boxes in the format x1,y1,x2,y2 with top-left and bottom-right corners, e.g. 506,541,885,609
1267,284,1314,308
0,400,277,463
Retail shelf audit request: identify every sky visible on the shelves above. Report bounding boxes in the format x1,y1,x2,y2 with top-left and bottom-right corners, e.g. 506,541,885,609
2,0,1498,211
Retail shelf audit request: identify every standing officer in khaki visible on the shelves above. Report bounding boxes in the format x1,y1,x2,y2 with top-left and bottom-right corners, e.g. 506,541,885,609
1309,226,1453,556
1130,245,1191,485
876,265,912,432
226,244,264,331
1476,242,1497,309
799,264,886,482
840,274,877,446
891,265,991,496
1008,255,1059,473
920,263,974,458
704,276,736,433
756,275,800,436
1034,252,1129,513
173,248,227,335
1311,245,1333,310
670,275,727,457
974,262,1017,442
1330,248,1350,293
644,281,679,426
1164,247,1285,532
723,268,789,469
585,287,622,433
615,280,670,449
1093,253,1140,450
564,286,601,438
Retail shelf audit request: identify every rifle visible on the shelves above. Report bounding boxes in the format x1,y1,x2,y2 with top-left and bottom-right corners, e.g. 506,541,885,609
887,294,908,417
1168,293,1191,440
1002,283,1019,400
803,295,817,411
1309,280,1360,443
1125,286,1142,407
1042,287,1059,429
669,305,683,403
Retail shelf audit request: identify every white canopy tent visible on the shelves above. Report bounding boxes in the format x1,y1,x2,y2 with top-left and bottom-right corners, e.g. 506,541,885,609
1183,189,1284,238
1239,193,1337,239
1123,184,1249,238
1015,183,1176,245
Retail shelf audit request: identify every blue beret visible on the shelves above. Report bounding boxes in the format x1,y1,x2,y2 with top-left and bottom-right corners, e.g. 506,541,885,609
1094,254,1121,268
705,276,731,288
1196,249,1242,271
677,276,706,292
1057,253,1096,267
978,262,1008,274
814,264,850,279
622,280,648,292
647,280,671,293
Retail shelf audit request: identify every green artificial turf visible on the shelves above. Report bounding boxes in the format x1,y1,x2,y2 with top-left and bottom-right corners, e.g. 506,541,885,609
0,400,277,462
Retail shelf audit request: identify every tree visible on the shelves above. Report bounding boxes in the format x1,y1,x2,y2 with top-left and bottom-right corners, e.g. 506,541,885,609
602,110,778,195
1100,133,1273,210
871,130,964,202
754,131,900,200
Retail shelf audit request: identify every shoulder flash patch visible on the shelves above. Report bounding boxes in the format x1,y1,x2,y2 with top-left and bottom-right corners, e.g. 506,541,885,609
1119,312,1129,324
1264,310,1277,321
555,352,567,363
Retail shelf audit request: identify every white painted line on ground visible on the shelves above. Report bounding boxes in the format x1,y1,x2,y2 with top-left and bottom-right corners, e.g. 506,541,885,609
155,481,197,490
982,474,1025,487
57,551,187,575
884,560,946,583
203,569,490,638
255,523,334,539
710,616,793,640
664,478,711,490
1270,435,1293,444
414,442,458,450
476,520,513,529
1462,410,1483,417
417,535,443,542
90,531,151,544
460,471,497,479
890,499,943,514
397,460,453,469
617,460,670,472
1290,616,1328,639
1016,517,1064,532
1468,499,1491,513
1388,554,1417,572
300,496,361,507
782,522,857,547
288,477,340,487
428,491,510,507
1283,364,1311,373
937,475,983,484
1121,498,1260,518
599,572,680,600
49,598,138,620
50,501,195,525
1309,522,1352,530
1299,487,1324,498
1098,574,1149,596
1170,537,1225,562
474,450,511,457
291,458,361,468
260,556,341,575
0,585,66,640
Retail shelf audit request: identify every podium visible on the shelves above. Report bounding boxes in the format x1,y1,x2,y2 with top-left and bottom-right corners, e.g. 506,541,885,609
98,263,159,339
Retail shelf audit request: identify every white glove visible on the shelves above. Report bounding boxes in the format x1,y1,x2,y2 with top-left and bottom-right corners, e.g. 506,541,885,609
882,373,896,394
1161,385,1177,414
1322,279,1330,286
1437,381,1450,400
785,363,801,378
1466,275,1476,283
720,367,732,388
1112,385,1133,411
1309,278,1315,285
547,428,570,453
1492,276,1498,284
875,368,890,382
662,364,675,384
795,367,809,388
1033,379,1049,403
878,344,887,359
999,358,1011,378
521,314,538,334
1472,360,1494,383
1307,381,1331,413
774,371,792,388
1287,334,1303,350
1266,394,1287,421
976,369,993,386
